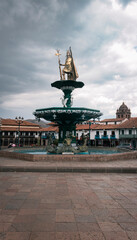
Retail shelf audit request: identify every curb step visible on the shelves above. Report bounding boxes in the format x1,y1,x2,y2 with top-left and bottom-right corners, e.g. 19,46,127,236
0,166,137,173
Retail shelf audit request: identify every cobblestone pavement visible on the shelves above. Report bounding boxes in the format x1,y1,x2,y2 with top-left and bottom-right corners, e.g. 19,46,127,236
0,172,137,239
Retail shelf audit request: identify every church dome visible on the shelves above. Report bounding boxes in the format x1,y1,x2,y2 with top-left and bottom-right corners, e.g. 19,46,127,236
119,102,129,111
116,102,131,119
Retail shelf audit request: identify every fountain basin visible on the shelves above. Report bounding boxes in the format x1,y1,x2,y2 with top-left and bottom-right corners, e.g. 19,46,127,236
0,148,136,162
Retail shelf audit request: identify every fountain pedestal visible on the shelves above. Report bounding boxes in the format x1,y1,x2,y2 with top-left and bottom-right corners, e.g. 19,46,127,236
51,80,84,108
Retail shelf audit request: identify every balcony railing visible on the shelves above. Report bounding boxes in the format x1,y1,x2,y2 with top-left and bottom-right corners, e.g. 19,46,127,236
110,135,116,139
101,135,108,139
95,135,100,139
41,136,48,139
119,134,137,139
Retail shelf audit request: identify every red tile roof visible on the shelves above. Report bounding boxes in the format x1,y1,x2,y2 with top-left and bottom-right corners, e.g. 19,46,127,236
40,126,59,132
1,118,137,133
116,117,137,129
1,127,40,132
1,119,39,127
94,124,118,130
100,118,124,122
76,124,99,130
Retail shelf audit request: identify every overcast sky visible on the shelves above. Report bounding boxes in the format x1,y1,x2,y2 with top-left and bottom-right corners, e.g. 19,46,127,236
0,0,137,120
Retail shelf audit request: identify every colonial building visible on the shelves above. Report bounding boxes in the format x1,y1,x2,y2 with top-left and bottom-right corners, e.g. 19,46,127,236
76,118,137,148
75,103,136,148
0,118,59,147
91,124,119,147
117,117,137,149
0,119,40,147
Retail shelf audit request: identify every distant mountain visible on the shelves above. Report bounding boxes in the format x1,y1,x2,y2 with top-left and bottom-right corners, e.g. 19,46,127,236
26,119,50,128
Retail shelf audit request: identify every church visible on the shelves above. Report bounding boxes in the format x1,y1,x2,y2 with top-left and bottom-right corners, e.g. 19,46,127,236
116,102,131,119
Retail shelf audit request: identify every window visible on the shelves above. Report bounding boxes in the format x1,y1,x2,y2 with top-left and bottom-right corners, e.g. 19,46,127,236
129,130,132,135
104,131,107,136
96,131,99,136
122,130,124,135
4,138,8,146
111,131,115,136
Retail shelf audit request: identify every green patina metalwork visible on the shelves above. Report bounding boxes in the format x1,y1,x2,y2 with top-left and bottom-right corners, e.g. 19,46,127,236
51,80,84,108
34,106,102,143
34,107,101,122
34,48,102,144
51,80,84,89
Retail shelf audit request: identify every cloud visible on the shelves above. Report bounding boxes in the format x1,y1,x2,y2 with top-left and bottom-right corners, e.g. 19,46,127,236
118,0,137,6
0,0,137,119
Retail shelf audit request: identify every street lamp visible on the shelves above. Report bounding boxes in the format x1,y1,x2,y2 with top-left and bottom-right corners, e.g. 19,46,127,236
15,117,24,147
89,121,91,146
0,119,2,150
133,126,136,150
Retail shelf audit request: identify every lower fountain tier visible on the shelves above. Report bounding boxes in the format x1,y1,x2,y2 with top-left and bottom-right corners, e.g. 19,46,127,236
34,107,102,144
34,107,102,125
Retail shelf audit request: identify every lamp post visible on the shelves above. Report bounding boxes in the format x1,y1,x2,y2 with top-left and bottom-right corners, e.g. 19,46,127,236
0,119,2,150
15,117,24,147
89,121,91,146
133,126,136,150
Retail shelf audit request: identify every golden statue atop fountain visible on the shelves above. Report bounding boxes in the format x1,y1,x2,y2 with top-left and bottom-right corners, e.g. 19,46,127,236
55,47,79,81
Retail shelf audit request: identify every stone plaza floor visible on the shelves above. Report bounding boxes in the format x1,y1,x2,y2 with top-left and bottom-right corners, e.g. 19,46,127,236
1,171,137,239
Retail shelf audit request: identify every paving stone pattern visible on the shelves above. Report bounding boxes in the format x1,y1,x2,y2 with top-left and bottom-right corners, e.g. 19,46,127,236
0,172,137,239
